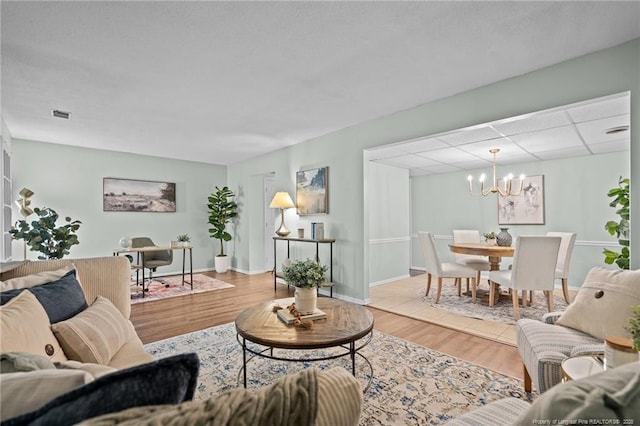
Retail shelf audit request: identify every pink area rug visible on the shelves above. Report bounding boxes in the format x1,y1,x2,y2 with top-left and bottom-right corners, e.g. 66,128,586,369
130,273,234,304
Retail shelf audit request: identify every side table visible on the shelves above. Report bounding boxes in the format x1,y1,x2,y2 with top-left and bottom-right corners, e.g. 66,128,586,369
561,354,604,382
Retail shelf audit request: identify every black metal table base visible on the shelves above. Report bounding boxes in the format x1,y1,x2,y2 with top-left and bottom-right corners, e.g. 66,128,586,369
236,331,374,393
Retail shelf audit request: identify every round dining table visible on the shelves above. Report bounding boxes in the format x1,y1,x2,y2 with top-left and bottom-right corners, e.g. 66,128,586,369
448,242,515,271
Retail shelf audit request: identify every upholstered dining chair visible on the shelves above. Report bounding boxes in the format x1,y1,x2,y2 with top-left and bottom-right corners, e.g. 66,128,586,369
488,236,561,320
546,231,577,304
131,237,173,285
418,231,477,303
452,229,491,303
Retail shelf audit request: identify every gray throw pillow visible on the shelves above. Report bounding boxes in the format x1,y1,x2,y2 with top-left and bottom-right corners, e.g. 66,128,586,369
3,352,200,426
0,352,56,373
0,269,88,323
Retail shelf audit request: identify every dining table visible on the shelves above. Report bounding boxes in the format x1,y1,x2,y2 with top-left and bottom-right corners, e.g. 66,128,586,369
448,242,515,271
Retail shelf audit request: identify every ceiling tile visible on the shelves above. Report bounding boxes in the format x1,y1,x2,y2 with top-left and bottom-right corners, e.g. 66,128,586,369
492,110,570,136
415,147,479,163
410,168,434,177
510,125,583,153
576,114,630,145
589,139,630,154
456,140,529,159
437,127,503,146
534,146,591,160
366,146,407,160
567,95,631,123
375,154,441,168
395,137,449,153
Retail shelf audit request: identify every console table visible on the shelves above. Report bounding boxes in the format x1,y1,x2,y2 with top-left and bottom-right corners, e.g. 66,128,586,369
273,236,335,297
113,245,193,298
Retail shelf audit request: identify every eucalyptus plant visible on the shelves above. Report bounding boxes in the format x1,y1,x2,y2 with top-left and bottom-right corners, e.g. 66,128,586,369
603,177,629,269
207,186,238,257
282,258,328,288
10,207,82,259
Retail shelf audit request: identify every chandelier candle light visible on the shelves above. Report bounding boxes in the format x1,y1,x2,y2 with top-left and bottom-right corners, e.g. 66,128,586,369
468,148,525,197
270,191,296,237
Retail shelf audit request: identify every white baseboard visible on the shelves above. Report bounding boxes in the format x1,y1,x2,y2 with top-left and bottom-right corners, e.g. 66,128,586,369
369,274,410,287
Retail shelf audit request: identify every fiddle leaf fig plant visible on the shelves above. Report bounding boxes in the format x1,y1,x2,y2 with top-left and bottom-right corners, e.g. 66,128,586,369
603,177,629,269
207,186,238,257
10,207,82,259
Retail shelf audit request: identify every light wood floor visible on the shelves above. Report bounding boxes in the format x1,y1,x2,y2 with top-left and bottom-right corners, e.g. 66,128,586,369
130,270,524,379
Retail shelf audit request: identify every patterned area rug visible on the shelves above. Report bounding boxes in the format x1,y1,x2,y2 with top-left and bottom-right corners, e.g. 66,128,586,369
418,282,568,325
130,274,234,304
145,323,535,425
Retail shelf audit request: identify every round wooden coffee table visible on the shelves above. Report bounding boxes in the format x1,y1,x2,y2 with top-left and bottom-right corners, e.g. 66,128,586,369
235,297,374,389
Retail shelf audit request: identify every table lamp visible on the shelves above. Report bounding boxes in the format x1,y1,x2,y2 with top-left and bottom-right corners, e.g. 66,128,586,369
270,192,295,237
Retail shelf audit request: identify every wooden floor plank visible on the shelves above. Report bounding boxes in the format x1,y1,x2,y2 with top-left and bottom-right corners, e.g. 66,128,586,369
130,270,523,378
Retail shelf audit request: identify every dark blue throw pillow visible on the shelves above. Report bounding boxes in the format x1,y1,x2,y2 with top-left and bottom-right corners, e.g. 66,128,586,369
0,269,88,323
4,353,200,426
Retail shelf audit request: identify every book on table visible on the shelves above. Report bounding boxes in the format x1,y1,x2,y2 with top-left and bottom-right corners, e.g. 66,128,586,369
276,307,327,324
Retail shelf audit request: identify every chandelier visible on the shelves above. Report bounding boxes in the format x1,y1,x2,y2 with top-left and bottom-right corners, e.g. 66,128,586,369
467,149,525,197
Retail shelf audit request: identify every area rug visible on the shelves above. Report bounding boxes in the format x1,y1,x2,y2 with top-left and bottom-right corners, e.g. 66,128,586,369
417,282,568,325
144,322,535,425
130,274,234,304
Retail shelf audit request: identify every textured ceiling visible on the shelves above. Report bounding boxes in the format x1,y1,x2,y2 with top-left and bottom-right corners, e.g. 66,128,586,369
2,1,639,166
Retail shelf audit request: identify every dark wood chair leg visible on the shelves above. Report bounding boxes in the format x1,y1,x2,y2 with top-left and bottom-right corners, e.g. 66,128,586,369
523,363,532,393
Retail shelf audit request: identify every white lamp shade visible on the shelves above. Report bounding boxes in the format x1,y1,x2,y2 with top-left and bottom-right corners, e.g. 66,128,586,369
269,192,295,209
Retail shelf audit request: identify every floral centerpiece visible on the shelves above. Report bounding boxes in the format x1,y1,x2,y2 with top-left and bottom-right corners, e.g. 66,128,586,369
282,259,328,314
483,231,497,245
627,304,640,351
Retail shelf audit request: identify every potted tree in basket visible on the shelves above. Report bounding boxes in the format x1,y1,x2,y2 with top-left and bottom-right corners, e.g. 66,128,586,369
207,186,238,273
282,258,328,315
10,207,82,259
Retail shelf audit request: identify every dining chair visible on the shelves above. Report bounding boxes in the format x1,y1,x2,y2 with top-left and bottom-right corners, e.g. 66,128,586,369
452,229,491,303
488,236,561,320
131,237,173,285
546,231,577,304
418,232,477,303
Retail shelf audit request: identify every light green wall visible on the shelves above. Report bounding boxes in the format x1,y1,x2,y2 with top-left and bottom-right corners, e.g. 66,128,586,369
228,39,639,303
11,139,227,273
367,161,410,285
410,151,629,287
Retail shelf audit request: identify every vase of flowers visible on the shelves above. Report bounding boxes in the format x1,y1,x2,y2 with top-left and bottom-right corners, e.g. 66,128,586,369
282,258,328,315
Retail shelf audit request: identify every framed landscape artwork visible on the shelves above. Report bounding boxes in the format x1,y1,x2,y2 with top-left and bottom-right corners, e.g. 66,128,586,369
103,178,176,212
296,167,328,215
497,175,544,225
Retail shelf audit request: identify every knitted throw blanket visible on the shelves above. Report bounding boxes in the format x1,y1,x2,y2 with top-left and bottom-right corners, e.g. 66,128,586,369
81,367,319,426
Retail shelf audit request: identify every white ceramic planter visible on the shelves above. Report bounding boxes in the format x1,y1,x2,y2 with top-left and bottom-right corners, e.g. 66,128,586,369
215,255,229,273
294,287,317,315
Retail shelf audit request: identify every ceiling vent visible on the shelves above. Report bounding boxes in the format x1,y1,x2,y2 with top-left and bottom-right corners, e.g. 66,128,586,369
52,109,71,119
604,125,629,135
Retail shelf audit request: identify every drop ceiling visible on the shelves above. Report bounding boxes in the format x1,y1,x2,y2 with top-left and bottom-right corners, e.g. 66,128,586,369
1,2,639,166
368,92,631,176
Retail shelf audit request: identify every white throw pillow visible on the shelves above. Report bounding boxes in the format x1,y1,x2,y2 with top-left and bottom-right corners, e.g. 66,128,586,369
0,369,93,421
0,266,76,291
0,291,68,362
556,267,640,340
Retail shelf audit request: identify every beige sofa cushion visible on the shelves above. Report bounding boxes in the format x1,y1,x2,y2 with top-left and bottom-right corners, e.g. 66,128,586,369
556,267,640,340
0,369,93,421
52,296,135,365
0,291,68,362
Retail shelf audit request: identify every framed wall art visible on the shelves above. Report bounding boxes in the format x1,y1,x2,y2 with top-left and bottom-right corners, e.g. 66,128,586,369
103,178,176,212
497,175,544,225
296,167,328,215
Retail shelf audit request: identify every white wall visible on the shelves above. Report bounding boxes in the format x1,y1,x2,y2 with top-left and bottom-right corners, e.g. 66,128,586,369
11,139,227,273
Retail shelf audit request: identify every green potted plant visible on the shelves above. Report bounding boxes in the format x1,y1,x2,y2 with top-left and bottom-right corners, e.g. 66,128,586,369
603,177,629,269
9,207,82,259
483,231,497,246
282,258,328,314
176,234,191,247
207,186,238,273
627,304,640,352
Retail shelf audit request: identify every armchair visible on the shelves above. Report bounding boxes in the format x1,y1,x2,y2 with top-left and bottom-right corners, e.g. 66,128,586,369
516,267,640,393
